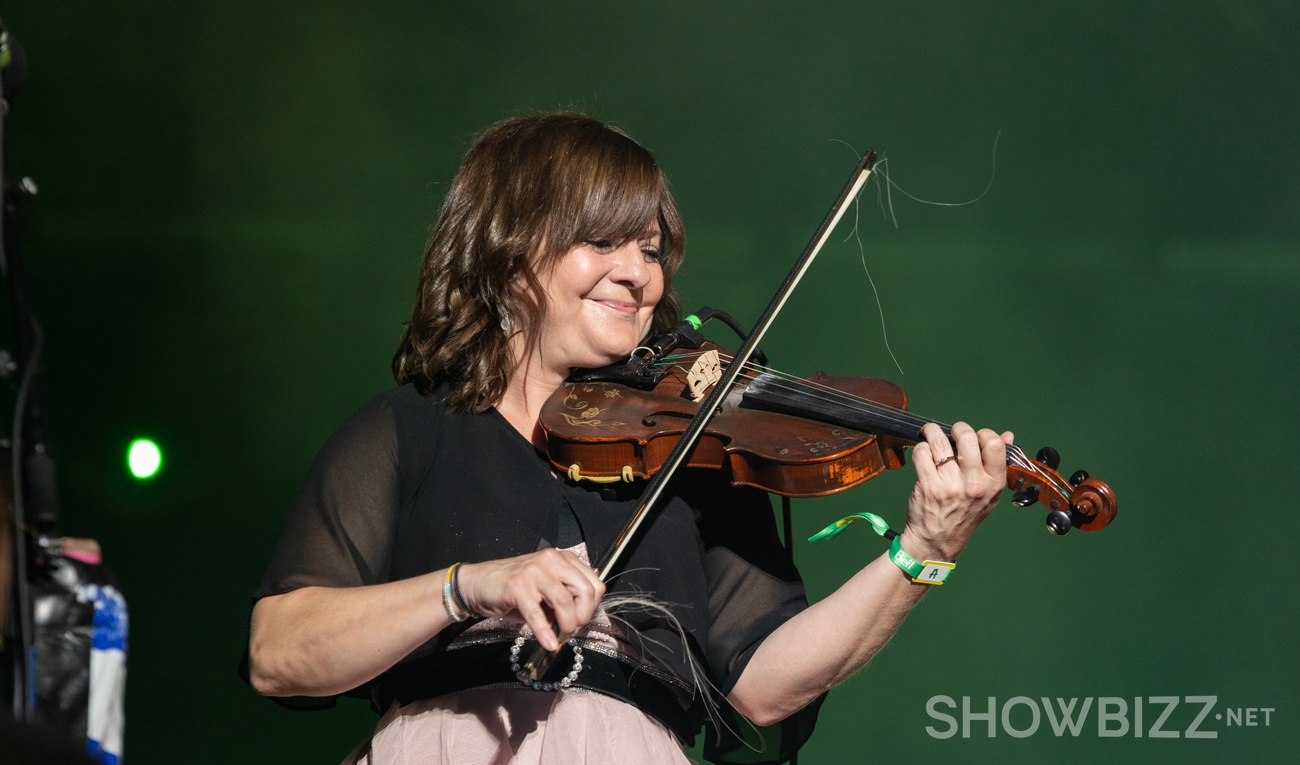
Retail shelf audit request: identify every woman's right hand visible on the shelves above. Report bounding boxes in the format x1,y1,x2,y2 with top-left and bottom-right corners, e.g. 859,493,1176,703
458,549,605,652
250,549,604,697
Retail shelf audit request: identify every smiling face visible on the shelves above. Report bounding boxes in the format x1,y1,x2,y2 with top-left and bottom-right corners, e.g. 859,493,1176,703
531,228,665,373
399,113,688,411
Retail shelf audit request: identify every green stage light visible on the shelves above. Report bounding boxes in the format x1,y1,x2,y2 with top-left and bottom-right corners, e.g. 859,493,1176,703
127,439,162,479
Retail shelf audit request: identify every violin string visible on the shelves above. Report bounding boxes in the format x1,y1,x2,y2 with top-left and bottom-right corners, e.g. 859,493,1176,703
654,351,1073,497
666,351,1036,479
656,351,942,438
658,351,914,427
746,365,930,435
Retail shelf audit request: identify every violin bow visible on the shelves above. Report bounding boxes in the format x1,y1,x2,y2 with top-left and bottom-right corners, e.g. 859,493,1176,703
519,151,878,681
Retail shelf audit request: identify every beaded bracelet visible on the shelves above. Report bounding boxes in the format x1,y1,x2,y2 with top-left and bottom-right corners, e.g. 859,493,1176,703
509,635,584,692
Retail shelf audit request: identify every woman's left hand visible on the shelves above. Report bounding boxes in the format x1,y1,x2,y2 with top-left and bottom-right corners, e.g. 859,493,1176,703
901,422,1013,563
730,421,1014,724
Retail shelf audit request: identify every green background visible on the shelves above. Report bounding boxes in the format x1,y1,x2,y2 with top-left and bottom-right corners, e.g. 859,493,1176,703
3,1,1297,762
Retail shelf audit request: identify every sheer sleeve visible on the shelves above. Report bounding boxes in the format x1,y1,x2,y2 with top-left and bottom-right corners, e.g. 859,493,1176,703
254,393,403,600
695,483,802,694
692,479,824,764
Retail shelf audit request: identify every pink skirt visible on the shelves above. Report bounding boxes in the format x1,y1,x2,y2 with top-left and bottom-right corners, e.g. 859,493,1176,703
355,687,692,765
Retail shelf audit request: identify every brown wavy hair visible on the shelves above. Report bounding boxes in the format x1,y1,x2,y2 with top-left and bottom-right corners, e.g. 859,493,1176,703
393,113,686,411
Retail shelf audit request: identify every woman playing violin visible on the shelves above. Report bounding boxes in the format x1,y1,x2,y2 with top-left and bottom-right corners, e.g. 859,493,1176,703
247,112,1013,764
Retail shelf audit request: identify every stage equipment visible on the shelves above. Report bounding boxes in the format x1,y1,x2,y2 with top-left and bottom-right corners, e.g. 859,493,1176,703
1,20,127,765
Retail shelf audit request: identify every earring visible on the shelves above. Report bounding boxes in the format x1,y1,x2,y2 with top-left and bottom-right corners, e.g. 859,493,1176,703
500,313,513,332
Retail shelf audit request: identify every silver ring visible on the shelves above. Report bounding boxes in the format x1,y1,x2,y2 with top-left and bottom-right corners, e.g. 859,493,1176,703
934,455,959,468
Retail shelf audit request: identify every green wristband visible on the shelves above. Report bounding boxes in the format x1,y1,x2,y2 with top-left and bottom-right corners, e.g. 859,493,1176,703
888,535,955,584
811,512,955,585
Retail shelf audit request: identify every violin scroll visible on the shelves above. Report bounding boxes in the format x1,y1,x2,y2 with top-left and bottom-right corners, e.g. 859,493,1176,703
1063,476,1117,533
1006,446,1117,535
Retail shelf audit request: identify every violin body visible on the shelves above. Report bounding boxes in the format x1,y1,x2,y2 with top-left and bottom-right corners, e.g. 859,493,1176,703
542,347,909,498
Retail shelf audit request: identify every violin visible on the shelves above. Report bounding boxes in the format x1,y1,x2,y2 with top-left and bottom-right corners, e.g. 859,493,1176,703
540,341,1117,535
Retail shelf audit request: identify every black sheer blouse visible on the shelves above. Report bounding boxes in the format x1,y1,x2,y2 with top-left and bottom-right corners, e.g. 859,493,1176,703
255,384,820,763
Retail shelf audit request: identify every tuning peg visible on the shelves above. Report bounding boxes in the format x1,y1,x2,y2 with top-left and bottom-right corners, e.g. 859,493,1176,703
1069,469,1089,487
1012,485,1040,507
1036,446,1061,470
1045,509,1073,535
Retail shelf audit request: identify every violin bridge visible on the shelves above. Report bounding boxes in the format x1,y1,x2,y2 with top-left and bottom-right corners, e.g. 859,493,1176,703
686,349,723,401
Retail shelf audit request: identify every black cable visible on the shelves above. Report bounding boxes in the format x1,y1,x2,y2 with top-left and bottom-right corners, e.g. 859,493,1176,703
689,306,768,367
8,320,41,720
